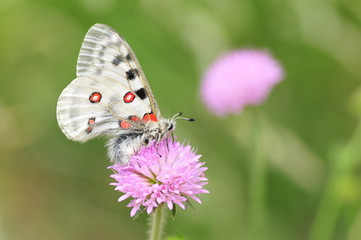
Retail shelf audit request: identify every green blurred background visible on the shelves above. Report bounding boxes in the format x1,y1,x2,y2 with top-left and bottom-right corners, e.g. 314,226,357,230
1,0,361,239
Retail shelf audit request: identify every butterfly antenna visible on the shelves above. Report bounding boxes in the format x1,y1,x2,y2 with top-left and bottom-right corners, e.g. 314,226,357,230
175,117,195,121
171,112,182,122
171,112,195,122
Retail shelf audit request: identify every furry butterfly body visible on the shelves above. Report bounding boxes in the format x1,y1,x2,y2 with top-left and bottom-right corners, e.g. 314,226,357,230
56,24,185,164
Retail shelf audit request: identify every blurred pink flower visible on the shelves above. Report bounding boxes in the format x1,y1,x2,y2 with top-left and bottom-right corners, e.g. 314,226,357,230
109,138,209,217
201,49,284,116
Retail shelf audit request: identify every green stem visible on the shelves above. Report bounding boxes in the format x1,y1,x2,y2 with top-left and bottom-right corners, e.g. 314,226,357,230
308,120,361,240
149,204,165,240
307,154,341,240
248,111,266,240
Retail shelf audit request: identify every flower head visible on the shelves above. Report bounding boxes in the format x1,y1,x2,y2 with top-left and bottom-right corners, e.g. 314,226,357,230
201,49,284,116
109,138,209,217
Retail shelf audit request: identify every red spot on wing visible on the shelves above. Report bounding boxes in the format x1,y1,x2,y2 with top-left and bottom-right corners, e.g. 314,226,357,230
89,92,102,103
123,92,135,103
150,114,158,122
88,117,96,125
119,121,131,129
86,118,96,133
86,126,93,133
129,116,141,122
143,113,158,122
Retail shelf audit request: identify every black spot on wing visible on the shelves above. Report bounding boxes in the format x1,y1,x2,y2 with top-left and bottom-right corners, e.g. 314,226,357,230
126,69,136,80
112,55,123,66
135,88,147,100
125,54,131,61
99,45,106,57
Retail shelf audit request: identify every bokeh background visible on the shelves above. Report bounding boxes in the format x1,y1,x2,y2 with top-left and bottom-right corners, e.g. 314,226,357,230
1,0,361,239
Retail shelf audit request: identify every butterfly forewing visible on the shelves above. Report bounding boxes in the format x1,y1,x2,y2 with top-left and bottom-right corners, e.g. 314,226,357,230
76,24,161,118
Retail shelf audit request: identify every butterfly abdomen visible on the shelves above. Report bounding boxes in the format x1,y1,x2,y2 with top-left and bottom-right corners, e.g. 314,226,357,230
107,119,174,164
107,133,143,164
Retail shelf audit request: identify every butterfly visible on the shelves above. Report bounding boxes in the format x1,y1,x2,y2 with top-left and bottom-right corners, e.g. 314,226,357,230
56,24,193,164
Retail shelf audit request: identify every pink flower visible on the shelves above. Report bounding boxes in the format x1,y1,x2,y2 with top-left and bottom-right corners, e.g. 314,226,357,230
109,138,209,217
201,49,284,116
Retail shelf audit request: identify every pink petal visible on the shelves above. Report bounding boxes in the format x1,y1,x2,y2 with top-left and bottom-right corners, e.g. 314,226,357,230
147,204,154,214
167,201,173,210
118,194,129,202
130,206,139,217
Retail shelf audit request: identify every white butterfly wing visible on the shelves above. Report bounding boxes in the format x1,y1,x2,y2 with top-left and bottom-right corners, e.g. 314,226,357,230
57,23,160,143
76,23,161,117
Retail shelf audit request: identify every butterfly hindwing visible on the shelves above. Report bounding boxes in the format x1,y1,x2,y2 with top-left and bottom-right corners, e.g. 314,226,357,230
76,24,161,118
56,75,151,142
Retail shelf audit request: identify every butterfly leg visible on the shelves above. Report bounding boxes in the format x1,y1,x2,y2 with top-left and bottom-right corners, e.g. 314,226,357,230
154,136,163,158
156,145,162,158
171,132,175,143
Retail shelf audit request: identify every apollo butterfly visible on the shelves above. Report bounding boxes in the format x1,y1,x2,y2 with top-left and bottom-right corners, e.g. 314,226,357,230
56,24,193,164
